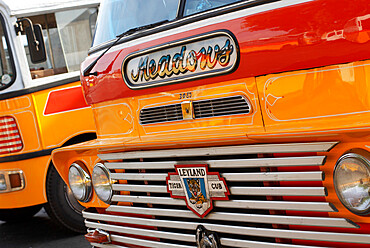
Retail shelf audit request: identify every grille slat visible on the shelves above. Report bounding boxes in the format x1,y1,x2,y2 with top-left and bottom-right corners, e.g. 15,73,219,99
219,238,322,248
91,243,127,248
86,220,195,243
110,195,336,212
110,234,195,248
106,156,326,169
98,142,338,160
112,184,326,196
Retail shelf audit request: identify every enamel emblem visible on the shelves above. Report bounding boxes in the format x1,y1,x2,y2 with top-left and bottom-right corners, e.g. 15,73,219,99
122,31,238,89
166,164,230,218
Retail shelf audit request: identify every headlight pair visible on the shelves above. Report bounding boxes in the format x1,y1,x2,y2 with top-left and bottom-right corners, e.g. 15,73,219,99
68,162,113,204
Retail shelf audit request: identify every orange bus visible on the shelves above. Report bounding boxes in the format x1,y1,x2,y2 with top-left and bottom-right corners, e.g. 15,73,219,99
0,0,99,232
53,0,370,246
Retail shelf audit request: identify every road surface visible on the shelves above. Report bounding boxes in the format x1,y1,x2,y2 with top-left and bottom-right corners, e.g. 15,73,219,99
0,208,91,248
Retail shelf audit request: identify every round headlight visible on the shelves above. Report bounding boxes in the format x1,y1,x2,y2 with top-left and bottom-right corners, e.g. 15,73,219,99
334,152,370,215
68,163,92,202
92,163,113,204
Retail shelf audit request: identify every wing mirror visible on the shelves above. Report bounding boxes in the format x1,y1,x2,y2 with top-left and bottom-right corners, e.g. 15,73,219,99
15,18,46,63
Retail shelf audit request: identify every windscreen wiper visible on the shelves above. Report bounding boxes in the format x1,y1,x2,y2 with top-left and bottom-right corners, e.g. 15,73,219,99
83,19,169,77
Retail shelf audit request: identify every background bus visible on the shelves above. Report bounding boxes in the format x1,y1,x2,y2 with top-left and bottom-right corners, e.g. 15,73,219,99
0,0,99,233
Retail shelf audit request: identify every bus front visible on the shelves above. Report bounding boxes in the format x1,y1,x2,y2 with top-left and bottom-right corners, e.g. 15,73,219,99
53,0,370,247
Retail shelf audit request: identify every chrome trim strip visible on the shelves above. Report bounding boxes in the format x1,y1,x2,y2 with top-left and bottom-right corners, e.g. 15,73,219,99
111,195,336,212
106,205,358,228
91,243,127,248
98,142,338,160
229,186,326,196
219,237,325,248
222,171,324,182
112,184,327,196
111,234,195,248
110,171,324,182
112,184,167,193
105,156,326,169
83,211,370,244
214,200,337,212
111,173,167,181
86,221,194,243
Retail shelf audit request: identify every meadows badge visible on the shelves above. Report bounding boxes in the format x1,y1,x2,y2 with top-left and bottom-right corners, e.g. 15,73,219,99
166,164,229,218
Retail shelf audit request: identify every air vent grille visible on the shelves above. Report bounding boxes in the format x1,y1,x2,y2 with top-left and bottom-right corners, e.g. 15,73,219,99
140,95,251,125
194,95,250,119
140,103,183,125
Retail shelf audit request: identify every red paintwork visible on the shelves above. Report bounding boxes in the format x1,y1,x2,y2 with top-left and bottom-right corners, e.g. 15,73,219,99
82,0,370,105
85,229,110,244
44,86,89,115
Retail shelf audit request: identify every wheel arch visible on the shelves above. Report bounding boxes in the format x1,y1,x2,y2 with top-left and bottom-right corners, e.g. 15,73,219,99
43,132,97,232
45,132,97,191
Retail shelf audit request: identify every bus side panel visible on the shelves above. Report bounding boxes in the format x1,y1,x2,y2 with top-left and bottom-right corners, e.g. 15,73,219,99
32,81,95,149
0,95,41,153
0,156,50,208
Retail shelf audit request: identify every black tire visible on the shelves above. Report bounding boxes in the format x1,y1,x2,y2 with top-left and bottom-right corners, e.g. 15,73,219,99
0,204,42,222
44,164,86,233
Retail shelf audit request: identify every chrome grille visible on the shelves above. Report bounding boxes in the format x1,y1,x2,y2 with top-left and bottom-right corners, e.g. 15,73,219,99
85,142,370,248
193,95,250,119
139,95,251,125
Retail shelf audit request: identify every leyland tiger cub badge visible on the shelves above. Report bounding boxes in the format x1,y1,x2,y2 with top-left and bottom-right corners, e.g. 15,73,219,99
166,165,230,218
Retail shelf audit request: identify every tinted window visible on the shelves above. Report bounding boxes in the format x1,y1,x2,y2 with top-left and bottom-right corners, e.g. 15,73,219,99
184,0,242,16
92,0,180,47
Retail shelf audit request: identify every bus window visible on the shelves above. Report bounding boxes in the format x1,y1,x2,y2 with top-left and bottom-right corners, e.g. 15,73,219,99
0,15,15,90
92,0,178,47
184,0,242,16
20,7,98,79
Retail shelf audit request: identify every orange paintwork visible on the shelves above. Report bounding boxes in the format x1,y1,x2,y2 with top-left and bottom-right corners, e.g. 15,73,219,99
32,83,95,149
53,60,370,227
93,78,264,143
256,60,370,135
0,81,95,209
0,156,50,208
